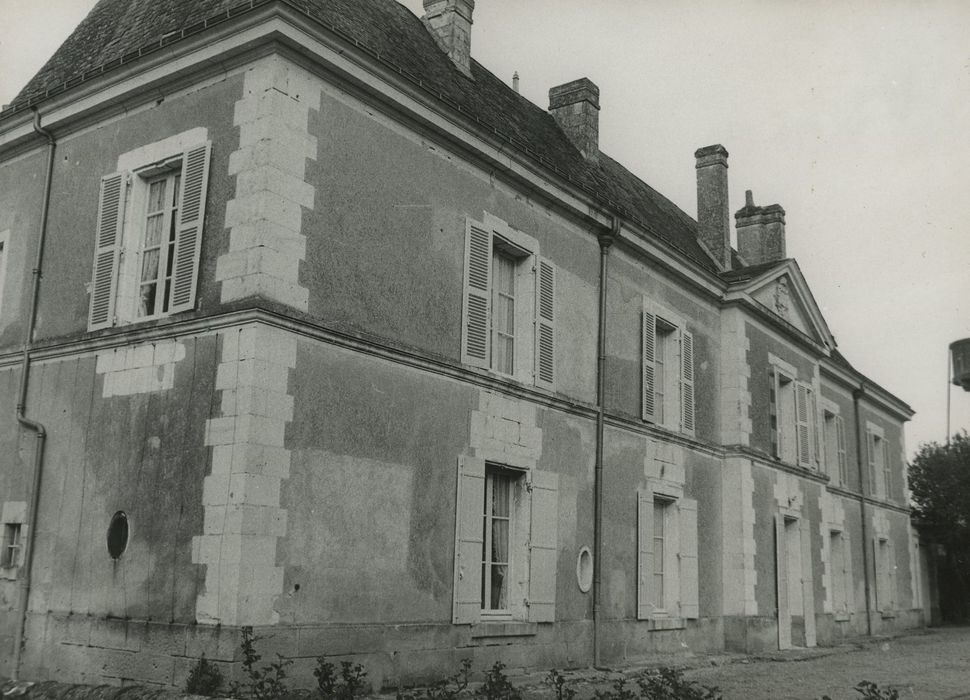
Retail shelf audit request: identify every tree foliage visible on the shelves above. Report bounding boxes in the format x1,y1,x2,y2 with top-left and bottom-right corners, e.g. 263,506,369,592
908,430,970,620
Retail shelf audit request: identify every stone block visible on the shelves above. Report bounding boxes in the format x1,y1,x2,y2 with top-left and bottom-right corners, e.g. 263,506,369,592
224,191,304,234
202,471,232,506
228,222,307,260
215,361,239,391
233,414,286,449
89,617,141,651
235,165,315,210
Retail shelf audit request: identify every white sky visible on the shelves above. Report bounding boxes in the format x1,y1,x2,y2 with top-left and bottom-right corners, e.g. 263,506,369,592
1,0,968,457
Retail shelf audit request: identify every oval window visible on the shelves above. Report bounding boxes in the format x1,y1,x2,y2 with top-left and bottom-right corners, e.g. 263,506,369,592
106,511,129,559
576,546,593,593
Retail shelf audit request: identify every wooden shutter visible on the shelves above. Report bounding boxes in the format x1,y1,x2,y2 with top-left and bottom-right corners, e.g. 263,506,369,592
453,456,485,624
169,142,211,313
800,522,817,647
795,383,811,466
888,540,897,612
680,330,695,435
535,258,556,389
678,498,699,619
642,310,657,422
528,470,559,623
835,416,847,485
769,369,780,458
88,172,126,330
842,533,853,613
811,389,820,468
882,439,892,499
637,490,654,620
461,221,492,368
866,432,877,495
775,514,791,650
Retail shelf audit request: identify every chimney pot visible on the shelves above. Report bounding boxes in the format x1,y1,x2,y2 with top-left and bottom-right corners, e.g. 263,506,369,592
422,0,475,78
513,71,520,93
694,144,731,269
548,78,600,162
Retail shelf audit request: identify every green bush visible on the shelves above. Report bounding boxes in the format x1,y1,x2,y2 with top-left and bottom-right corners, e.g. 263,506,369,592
185,654,225,697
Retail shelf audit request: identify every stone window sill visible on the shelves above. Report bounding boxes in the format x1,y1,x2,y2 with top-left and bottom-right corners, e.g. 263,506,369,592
881,611,897,620
834,612,851,622
0,567,18,581
470,621,538,638
646,617,686,631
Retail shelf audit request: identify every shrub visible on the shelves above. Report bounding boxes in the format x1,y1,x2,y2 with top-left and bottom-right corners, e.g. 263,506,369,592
636,668,722,700
474,662,521,700
544,670,576,700
396,659,472,700
185,654,225,697
227,626,292,700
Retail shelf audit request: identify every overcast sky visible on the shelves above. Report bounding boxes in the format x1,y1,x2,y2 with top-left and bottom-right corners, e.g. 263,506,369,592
1,0,968,457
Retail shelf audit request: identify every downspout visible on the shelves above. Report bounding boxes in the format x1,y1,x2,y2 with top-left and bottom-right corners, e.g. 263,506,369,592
852,383,873,637
12,109,55,681
592,216,618,668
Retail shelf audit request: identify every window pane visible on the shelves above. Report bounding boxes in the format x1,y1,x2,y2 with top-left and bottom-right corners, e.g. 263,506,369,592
139,284,157,317
490,564,508,609
147,180,166,212
144,213,164,247
491,475,510,517
494,336,514,375
491,518,509,563
141,248,160,282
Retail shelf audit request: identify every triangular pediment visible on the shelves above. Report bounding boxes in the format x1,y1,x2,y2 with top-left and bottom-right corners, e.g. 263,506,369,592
725,260,835,350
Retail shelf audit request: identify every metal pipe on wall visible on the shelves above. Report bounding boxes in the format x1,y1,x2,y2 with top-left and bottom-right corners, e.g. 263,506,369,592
852,383,873,637
592,216,618,668
12,108,55,681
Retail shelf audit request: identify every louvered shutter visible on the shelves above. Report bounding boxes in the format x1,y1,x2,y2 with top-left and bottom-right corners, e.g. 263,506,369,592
811,389,820,468
888,540,897,611
882,439,892,499
795,383,811,467
637,490,654,620
453,456,485,624
800,522,817,647
528,469,559,622
88,172,126,330
866,432,877,495
680,330,695,435
535,258,555,389
836,416,847,485
642,310,657,422
461,222,491,368
775,514,792,649
842,533,853,613
769,368,780,458
169,142,211,313
678,498,699,619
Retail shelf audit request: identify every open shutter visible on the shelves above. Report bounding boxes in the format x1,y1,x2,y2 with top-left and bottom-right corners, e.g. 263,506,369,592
535,258,556,389
795,383,811,466
835,416,847,485
811,389,820,468
842,533,853,613
678,498,699,619
642,310,657,422
637,490,654,620
169,142,211,313
800,522,817,647
769,368,780,458
866,432,877,495
882,439,892,499
88,172,126,330
461,221,492,368
528,470,559,622
680,330,695,435
888,540,897,612
453,456,485,624
775,514,791,649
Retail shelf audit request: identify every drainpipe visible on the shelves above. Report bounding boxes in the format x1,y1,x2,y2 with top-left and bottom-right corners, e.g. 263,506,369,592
592,216,619,668
852,383,873,637
12,109,55,681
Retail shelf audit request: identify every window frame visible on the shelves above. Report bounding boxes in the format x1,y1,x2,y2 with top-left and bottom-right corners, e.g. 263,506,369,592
1,523,21,569
481,465,520,618
637,486,699,623
642,303,695,436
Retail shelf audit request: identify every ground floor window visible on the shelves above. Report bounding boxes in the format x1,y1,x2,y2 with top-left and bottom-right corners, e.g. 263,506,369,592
637,491,698,620
482,468,515,614
1,523,21,569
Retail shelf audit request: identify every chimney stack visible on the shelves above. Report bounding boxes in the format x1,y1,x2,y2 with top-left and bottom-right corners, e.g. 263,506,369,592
548,78,600,162
422,0,475,78
735,190,786,265
694,144,731,269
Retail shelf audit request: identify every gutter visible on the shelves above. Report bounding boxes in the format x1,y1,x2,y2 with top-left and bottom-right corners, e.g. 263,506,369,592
592,216,618,668
12,109,54,681
852,383,873,637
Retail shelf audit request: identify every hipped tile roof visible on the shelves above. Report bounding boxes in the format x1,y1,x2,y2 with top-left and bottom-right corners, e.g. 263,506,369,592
8,0,719,273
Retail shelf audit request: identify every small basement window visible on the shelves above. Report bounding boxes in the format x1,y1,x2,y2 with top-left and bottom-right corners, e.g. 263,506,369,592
1,524,21,568
107,511,129,559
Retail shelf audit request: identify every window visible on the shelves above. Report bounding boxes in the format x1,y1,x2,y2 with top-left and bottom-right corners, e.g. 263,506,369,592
88,141,211,330
769,365,817,468
453,456,559,624
866,425,890,498
822,409,847,485
642,308,694,435
1,524,21,568
829,530,852,619
876,537,896,615
461,217,555,389
637,491,698,621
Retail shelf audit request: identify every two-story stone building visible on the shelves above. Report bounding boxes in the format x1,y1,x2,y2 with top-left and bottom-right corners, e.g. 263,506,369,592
0,0,931,689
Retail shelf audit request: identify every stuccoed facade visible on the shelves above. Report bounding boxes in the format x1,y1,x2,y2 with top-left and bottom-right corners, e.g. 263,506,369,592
0,0,931,689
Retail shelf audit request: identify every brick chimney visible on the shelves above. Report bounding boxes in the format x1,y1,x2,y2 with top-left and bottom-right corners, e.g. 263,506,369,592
549,78,600,162
422,0,475,78
735,190,786,265
694,144,731,269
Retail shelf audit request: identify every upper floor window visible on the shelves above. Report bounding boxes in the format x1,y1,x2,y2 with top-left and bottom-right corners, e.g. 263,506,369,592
1,523,21,569
867,423,891,499
642,306,694,435
768,360,817,469
822,405,848,486
88,139,211,331
461,216,555,389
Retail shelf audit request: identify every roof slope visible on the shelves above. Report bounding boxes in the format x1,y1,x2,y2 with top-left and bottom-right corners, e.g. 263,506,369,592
9,0,717,273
